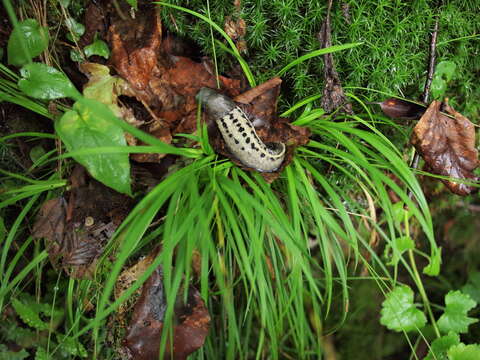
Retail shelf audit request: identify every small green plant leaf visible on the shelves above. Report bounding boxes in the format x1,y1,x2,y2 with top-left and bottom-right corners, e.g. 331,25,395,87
424,332,460,360
29,145,46,164
386,236,415,266
447,343,480,360
70,48,84,62
35,347,49,360
0,344,29,359
57,335,88,358
55,98,132,195
438,291,478,334
423,246,442,276
436,61,457,82
7,19,49,66
84,35,110,59
462,272,480,303
380,285,427,332
11,298,49,330
431,60,456,99
18,63,81,100
65,18,85,42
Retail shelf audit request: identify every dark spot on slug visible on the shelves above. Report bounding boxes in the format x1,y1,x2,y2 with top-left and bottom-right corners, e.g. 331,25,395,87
242,132,247,137
245,137,250,144
229,134,233,138
238,127,244,132
235,139,239,144
261,153,265,158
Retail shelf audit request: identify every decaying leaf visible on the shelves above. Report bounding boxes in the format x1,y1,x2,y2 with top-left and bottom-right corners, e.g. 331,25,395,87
411,100,479,195
123,266,210,360
376,98,426,120
32,166,132,277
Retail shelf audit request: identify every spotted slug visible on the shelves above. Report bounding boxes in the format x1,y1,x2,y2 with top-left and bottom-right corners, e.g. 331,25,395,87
196,87,286,172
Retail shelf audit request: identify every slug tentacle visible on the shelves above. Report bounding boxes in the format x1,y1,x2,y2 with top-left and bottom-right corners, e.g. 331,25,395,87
196,87,286,172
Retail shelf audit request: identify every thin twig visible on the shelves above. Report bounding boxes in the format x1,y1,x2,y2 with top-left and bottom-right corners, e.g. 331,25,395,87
408,17,439,200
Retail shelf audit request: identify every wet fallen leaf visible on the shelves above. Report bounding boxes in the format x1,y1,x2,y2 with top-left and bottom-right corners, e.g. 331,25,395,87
411,100,479,195
32,166,132,276
376,98,426,120
123,266,210,360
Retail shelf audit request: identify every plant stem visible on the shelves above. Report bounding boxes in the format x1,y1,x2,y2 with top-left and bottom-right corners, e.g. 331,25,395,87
405,211,440,338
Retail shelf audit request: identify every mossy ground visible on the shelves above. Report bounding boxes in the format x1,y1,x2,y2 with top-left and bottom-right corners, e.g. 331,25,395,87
162,0,480,119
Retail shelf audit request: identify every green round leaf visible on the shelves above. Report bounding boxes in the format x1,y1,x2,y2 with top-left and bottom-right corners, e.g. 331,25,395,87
7,19,49,66
18,63,81,100
436,60,457,82
424,332,460,360
438,291,478,334
380,285,427,332
84,38,110,59
55,98,132,195
447,343,480,360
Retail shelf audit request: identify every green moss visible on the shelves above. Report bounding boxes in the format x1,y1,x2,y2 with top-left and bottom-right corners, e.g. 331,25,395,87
161,0,479,118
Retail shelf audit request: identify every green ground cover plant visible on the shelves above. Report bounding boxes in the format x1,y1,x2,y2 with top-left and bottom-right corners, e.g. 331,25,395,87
0,0,479,359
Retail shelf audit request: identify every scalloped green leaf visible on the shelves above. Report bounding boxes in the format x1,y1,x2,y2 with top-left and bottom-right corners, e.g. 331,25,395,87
447,343,480,360
18,63,81,100
55,98,132,195
7,19,49,66
462,272,480,303
11,298,49,330
380,285,427,332
438,291,478,334
424,332,460,360
35,347,49,360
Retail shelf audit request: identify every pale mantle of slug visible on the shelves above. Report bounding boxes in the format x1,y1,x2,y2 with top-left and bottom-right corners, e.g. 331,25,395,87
196,88,286,172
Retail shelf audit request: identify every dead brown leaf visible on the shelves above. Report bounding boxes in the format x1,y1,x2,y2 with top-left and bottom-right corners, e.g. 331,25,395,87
123,266,209,360
411,99,479,195
32,166,132,277
377,98,426,120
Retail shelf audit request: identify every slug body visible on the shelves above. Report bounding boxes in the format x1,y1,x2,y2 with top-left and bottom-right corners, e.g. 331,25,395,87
196,87,286,172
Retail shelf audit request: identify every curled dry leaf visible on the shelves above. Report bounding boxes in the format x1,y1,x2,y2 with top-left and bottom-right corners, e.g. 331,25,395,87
411,100,479,195
122,265,210,360
377,98,426,120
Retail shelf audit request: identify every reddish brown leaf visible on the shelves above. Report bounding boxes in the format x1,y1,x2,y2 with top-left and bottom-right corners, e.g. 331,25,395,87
377,98,426,119
411,100,479,195
123,266,209,360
